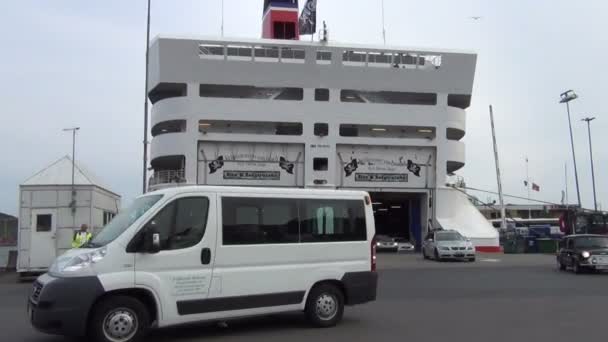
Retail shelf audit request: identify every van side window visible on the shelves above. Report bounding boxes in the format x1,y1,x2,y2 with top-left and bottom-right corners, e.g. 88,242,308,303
300,199,366,242
315,207,335,234
146,197,209,250
222,197,299,245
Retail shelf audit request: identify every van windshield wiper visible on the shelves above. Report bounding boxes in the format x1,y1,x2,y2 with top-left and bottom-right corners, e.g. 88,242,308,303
82,241,101,248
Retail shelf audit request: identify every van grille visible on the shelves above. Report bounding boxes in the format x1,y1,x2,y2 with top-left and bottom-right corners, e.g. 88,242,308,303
31,281,43,303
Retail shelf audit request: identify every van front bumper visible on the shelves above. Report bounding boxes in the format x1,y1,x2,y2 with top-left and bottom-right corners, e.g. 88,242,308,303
28,274,104,337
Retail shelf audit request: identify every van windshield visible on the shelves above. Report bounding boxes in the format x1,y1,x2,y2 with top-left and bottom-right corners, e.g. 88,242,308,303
88,195,163,247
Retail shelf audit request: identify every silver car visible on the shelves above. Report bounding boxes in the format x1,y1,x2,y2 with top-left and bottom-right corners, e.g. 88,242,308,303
375,235,398,252
422,230,476,262
395,238,415,253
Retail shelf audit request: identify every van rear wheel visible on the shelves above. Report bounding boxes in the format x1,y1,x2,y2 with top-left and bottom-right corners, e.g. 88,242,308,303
89,295,150,342
305,283,344,328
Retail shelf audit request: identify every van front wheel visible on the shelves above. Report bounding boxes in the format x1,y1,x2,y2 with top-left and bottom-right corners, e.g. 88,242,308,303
89,295,150,342
305,283,344,328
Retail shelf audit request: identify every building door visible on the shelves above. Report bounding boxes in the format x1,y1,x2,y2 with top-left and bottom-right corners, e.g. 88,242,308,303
29,209,57,269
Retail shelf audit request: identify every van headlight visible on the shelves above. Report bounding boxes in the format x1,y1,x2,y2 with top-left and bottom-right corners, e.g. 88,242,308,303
50,247,107,275
581,251,591,259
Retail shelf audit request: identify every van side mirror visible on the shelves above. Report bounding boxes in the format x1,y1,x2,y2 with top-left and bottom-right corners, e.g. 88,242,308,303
143,230,161,254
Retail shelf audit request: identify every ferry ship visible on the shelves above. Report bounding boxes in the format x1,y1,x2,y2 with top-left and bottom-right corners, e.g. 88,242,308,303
146,0,499,251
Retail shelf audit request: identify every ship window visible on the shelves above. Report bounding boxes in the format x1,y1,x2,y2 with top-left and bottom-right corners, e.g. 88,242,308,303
393,53,424,66
340,89,436,105
313,158,329,171
152,120,187,137
340,90,366,103
281,47,305,63
148,83,187,104
254,45,280,62
275,123,303,136
339,124,435,139
199,44,225,59
342,50,367,66
275,88,303,101
448,94,472,109
316,50,332,64
199,84,302,101
198,120,302,136
367,52,392,67
314,123,329,136
446,128,465,141
226,45,252,61
447,161,465,174
274,21,296,40
339,125,358,137
315,89,330,101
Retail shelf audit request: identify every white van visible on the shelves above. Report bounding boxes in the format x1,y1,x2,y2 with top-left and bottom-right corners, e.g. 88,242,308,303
27,186,378,342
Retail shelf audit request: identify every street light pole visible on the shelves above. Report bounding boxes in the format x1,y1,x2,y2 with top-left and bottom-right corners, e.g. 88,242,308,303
142,0,152,194
559,90,582,209
582,117,598,211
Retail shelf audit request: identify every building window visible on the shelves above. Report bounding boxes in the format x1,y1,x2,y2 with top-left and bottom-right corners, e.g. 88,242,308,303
315,89,330,102
36,214,52,232
314,123,329,136
313,158,329,171
103,211,116,226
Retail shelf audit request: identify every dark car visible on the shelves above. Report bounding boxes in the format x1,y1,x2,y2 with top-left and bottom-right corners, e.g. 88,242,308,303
557,234,608,274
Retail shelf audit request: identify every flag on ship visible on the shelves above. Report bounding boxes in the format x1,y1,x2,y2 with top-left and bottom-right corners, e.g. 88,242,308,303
524,180,540,191
299,0,317,35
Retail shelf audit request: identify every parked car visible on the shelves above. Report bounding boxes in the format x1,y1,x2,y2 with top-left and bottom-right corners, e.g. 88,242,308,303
375,235,398,252
557,234,608,274
394,238,415,253
422,229,475,262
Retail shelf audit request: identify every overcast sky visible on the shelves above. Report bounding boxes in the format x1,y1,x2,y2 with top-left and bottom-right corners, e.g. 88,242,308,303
1,0,607,215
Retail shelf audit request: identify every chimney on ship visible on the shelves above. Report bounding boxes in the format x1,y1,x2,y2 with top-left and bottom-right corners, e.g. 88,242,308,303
262,0,300,40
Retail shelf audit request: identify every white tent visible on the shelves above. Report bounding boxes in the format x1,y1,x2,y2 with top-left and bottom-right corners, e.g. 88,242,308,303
18,156,121,274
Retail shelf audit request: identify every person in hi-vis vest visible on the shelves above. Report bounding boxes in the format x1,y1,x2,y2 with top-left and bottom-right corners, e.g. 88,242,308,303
72,224,92,248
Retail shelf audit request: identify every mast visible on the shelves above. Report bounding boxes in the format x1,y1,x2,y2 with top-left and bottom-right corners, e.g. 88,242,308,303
489,105,507,229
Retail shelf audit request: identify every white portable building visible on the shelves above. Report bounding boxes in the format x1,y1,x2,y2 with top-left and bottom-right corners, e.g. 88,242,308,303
18,156,121,274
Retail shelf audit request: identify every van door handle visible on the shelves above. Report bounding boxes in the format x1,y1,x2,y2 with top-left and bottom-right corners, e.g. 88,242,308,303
201,248,211,265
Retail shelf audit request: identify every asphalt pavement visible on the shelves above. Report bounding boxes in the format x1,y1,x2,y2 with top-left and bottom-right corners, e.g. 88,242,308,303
2,253,608,342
